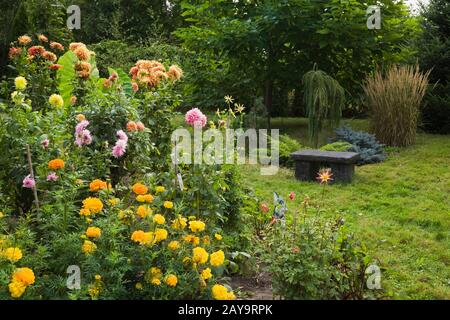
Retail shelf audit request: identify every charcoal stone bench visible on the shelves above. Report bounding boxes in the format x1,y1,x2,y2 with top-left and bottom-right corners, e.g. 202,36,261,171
290,150,360,183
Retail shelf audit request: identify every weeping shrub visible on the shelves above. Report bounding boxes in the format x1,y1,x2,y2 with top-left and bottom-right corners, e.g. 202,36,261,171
363,65,430,147
303,65,345,147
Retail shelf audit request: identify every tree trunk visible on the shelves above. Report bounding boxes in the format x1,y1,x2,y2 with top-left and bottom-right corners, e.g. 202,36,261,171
264,79,273,130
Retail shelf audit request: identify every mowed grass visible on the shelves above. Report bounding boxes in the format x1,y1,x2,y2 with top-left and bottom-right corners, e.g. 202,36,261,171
243,118,450,299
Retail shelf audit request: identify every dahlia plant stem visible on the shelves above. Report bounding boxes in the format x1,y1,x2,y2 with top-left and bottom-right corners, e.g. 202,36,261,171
26,144,40,215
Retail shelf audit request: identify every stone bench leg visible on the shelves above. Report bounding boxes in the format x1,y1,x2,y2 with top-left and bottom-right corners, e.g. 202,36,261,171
294,161,317,181
295,161,355,183
328,163,354,183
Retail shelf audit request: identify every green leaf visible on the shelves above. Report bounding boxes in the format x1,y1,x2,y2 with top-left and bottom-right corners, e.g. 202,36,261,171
56,51,77,107
108,67,133,97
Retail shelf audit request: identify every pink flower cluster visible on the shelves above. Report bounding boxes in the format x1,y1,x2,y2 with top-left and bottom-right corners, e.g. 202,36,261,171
112,130,128,158
47,172,58,182
22,175,35,189
185,108,207,128
75,120,93,147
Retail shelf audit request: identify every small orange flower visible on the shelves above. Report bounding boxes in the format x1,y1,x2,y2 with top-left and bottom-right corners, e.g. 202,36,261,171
48,159,65,170
127,121,138,132
317,168,333,184
132,183,148,195
89,179,108,192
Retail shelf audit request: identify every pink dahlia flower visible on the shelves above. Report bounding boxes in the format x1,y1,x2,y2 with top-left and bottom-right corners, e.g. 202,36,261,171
46,172,58,182
185,108,207,128
23,175,35,189
116,130,128,142
112,139,127,158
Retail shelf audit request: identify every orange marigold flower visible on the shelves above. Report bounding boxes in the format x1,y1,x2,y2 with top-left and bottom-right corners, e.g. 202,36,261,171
48,159,65,170
82,197,103,214
89,179,108,192
12,267,35,286
86,226,101,238
132,183,148,195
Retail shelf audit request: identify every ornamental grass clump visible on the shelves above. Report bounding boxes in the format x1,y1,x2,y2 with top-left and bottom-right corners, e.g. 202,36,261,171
363,65,430,147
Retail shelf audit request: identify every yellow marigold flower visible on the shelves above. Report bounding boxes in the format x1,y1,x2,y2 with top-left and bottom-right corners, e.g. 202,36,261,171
172,216,187,229
143,194,154,203
108,198,120,206
182,257,191,265
188,220,206,233
12,267,35,286
86,227,101,238
151,278,161,286
82,197,103,214
136,194,154,203
48,158,65,170
136,205,152,219
15,76,27,90
192,247,209,264
183,234,200,246
2,247,23,262
155,186,165,193
215,233,223,241
89,179,107,192
150,267,162,278
154,228,168,242
82,240,97,255
9,281,26,298
131,230,154,245
212,284,235,300
201,268,212,280
153,214,165,225
48,94,64,108
0,211,4,218
94,274,102,281
88,285,101,299
79,208,91,216
135,282,143,290
168,241,180,250
210,250,225,267
163,201,173,209
166,274,178,287
18,35,32,45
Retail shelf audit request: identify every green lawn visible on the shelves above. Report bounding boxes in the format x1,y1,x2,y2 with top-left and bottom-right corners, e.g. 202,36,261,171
243,118,450,299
